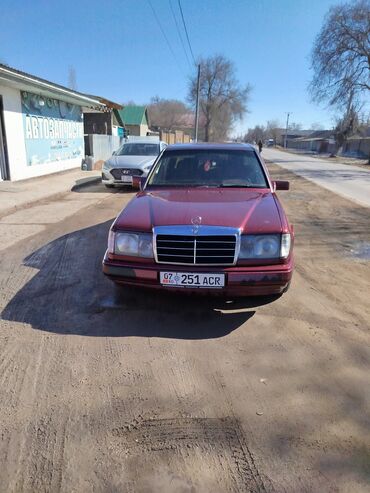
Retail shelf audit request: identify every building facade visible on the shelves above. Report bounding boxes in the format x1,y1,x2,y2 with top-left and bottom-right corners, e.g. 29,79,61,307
0,64,108,181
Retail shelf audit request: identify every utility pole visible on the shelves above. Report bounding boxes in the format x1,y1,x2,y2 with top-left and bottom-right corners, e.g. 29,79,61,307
284,112,291,148
194,64,201,142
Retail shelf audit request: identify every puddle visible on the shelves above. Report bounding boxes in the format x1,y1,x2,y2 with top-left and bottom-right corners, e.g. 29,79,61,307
348,242,370,260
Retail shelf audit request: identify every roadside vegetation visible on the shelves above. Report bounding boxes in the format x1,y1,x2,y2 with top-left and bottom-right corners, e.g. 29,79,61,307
309,0,370,160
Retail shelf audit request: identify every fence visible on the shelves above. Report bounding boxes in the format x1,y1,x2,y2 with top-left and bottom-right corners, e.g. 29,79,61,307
159,130,191,144
286,138,336,155
285,136,370,158
341,138,370,158
84,134,123,169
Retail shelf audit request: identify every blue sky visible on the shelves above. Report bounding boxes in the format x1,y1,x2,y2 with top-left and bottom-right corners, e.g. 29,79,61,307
0,0,340,133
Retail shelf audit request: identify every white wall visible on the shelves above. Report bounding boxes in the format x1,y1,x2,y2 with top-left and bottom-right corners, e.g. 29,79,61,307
140,124,149,136
0,83,81,181
0,84,27,180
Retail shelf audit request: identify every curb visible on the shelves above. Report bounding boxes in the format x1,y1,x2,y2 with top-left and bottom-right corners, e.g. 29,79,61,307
70,176,101,192
0,176,101,220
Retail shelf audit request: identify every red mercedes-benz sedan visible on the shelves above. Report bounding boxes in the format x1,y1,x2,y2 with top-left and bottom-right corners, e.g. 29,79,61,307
103,143,293,297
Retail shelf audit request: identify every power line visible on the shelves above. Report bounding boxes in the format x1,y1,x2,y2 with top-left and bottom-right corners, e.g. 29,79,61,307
169,0,192,69
177,0,196,65
147,0,185,76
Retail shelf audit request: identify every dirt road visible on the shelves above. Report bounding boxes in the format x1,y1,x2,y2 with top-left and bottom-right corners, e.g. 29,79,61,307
0,168,369,492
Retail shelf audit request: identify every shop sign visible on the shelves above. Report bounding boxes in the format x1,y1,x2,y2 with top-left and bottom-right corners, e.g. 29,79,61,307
21,91,84,165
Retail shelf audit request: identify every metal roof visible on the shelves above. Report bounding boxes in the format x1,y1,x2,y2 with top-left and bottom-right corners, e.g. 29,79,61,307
0,63,121,109
118,106,148,125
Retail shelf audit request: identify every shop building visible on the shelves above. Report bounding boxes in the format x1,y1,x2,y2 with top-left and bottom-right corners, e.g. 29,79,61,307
0,64,113,181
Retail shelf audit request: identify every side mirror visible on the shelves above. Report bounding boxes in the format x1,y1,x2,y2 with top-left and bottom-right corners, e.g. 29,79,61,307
132,176,147,190
273,180,290,191
132,176,140,189
139,176,147,191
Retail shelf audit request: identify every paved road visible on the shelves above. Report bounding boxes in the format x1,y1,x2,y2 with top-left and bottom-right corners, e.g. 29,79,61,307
0,172,369,492
263,147,370,208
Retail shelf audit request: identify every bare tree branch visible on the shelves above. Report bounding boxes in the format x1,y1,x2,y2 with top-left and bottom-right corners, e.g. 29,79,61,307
147,97,189,131
188,55,251,141
309,0,370,110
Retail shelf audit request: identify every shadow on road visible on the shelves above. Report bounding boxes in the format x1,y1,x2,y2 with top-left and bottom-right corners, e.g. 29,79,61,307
1,219,279,339
72,180,136,194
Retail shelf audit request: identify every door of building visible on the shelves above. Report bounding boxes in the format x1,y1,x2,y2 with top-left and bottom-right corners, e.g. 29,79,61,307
0,96,10,180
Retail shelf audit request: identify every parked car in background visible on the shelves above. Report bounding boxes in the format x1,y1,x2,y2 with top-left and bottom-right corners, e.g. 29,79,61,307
103,143,294,297
267,139,274,147
102,139,167,188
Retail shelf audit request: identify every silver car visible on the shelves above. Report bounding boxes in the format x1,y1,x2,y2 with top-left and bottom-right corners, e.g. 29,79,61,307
102,140,167,188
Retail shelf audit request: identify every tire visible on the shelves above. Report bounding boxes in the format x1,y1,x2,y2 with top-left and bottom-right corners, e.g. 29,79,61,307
105,184,114,189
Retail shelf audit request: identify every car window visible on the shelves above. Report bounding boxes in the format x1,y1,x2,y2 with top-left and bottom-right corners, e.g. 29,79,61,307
116,143,160,156
147,149,268,188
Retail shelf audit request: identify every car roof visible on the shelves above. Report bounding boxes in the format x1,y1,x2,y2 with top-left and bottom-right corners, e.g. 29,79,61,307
164,142,255,152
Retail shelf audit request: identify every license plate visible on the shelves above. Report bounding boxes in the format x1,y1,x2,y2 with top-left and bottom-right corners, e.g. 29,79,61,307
121,175,133,183
160,272,225,288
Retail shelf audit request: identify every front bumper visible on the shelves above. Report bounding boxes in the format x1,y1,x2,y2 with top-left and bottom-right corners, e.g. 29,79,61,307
101,169,146,186
102,252,294,297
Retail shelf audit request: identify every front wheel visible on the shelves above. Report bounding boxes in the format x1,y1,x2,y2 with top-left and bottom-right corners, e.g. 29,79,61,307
104,184,114,189
282,281,291,293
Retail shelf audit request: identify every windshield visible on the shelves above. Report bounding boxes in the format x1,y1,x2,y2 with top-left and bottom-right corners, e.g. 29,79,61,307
116,143,160,156
147,149,268,188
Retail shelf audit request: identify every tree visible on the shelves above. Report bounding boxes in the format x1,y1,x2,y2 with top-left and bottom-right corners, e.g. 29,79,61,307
332,101,360,155
289,122,303,132
266,120,281,143
188,55,251,141
309,0,370,111
244,125,266,143
147,97,189,131
310,122,325,130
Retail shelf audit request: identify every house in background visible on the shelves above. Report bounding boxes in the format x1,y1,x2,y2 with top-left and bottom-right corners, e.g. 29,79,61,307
116,106,150,136
287,130,336,154
276,130,312,147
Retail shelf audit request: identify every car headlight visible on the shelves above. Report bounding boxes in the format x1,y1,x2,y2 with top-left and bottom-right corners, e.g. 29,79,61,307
109,231,153,258
238,234,291,260
280,233,291,258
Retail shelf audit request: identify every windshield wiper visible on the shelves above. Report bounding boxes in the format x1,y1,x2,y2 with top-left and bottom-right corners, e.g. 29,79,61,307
218,184,253,188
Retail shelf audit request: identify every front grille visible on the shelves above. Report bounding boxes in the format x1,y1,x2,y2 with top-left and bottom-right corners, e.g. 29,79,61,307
111,168,143,179
156,234,237,265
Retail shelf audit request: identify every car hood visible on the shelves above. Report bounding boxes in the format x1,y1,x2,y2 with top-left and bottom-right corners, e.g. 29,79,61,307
114,188,282,234
106,155,156,168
